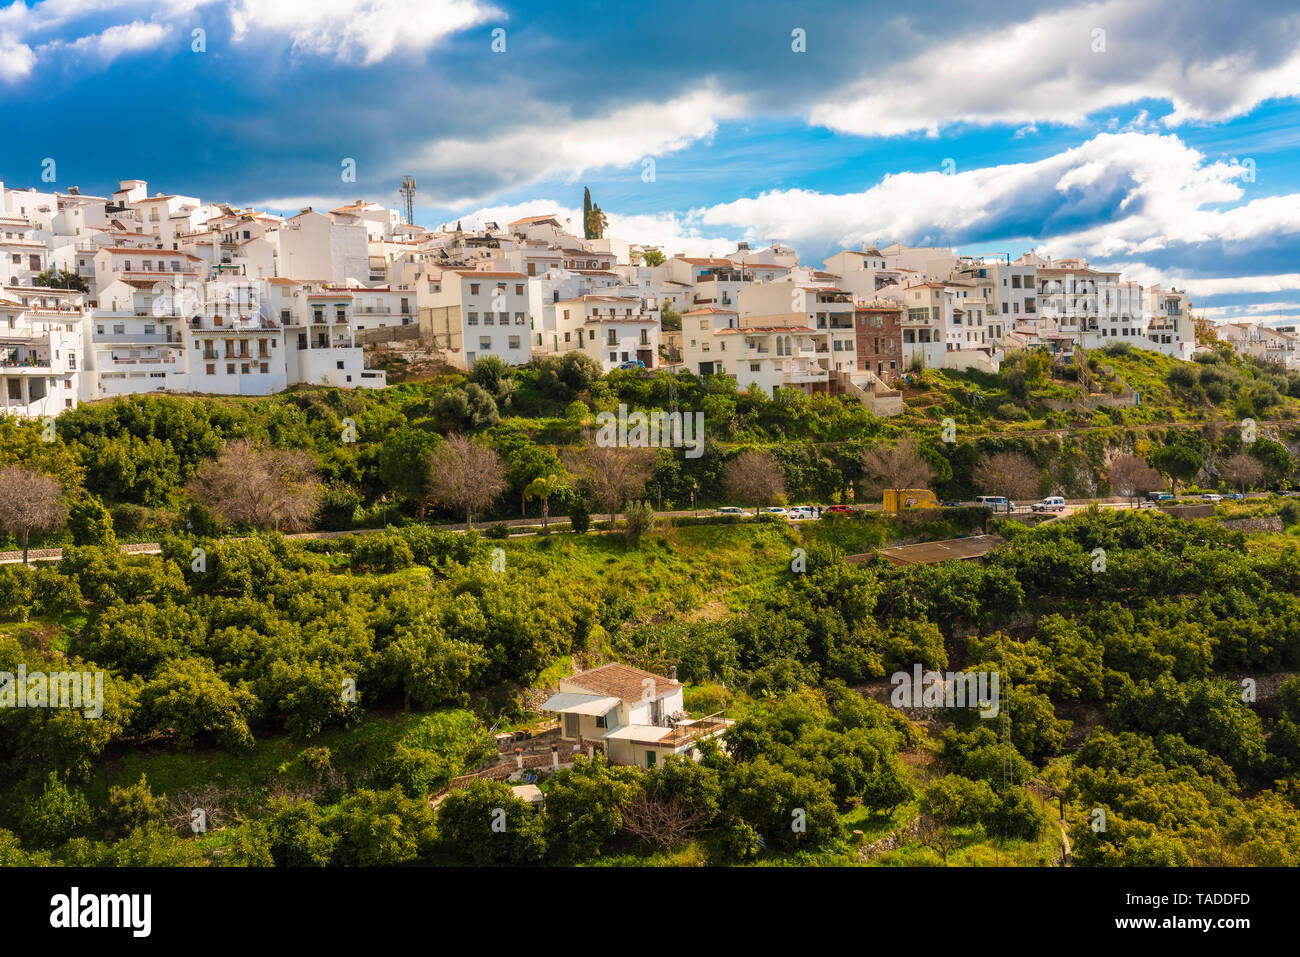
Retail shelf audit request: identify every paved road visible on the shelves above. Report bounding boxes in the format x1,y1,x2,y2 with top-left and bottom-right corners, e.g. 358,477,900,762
0,494,1267,564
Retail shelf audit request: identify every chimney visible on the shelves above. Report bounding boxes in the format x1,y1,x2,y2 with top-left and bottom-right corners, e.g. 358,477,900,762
515,747,523,770
551,744,559,771
668,665,678,681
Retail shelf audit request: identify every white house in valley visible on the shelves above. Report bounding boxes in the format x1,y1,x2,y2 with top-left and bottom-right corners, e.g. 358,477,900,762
541,663,730,769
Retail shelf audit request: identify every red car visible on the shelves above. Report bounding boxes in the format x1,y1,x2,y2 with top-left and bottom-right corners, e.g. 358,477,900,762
822,505,855,515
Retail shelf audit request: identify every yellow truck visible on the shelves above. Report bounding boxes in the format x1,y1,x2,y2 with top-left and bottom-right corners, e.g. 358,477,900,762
883,488,941,513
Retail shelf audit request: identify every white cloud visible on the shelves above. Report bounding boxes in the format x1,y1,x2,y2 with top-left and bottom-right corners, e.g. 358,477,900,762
229,0,500,65
0,34,36,81
413,85,749,202
690,131,1299,265
808,0,1300,137
1116,267,1300,299
0,1,214,80
61,20,171,62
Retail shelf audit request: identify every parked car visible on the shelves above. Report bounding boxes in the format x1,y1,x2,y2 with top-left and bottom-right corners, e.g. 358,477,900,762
975,495,1014,513
761,506,788,516
823,504,855,515
941,500,963,508
1225,492,1245,500
1031,496,1067,512
1147,491,1174,504
787,506,818,520
716,506,744,515
617,360,645,371
1202,493,1223,502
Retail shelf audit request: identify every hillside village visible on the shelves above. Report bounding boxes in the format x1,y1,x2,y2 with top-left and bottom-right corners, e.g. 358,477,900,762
5,176,1289,421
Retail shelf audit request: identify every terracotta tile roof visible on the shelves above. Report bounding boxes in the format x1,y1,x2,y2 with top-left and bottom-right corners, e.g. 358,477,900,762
565,663,681,702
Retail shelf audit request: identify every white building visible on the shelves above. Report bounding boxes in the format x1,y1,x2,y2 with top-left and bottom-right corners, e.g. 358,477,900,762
0,293,82,417
422,269,532,368
553,294,659,371
541,663,729,769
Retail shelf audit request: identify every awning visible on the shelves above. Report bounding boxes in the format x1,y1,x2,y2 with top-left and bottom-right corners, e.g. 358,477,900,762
539,692,622,716
602,724,672,744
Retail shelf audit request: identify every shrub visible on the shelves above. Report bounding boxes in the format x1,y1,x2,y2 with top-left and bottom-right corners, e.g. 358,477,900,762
623,500,656,545
569,499,591,534
1280,500,1300,527
350,531,415,573
996,403,1030,421
485,523,510,540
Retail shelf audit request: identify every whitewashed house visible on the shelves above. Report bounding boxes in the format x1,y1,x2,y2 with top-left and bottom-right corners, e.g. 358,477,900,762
541,663,729,769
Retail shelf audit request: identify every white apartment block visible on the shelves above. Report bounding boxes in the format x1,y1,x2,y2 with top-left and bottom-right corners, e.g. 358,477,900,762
553,294,659,371
277,208,369,283
684,320,833,397
0,291,82,417
423,270,532,368
329,284,416,331
737,283,858,374
1220,320,1299,369
528,269,622,354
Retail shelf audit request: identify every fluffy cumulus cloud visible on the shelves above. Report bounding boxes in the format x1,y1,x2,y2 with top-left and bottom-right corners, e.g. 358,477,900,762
0,0,210,80
411,85,750,204
690,131,1299,260
808,0,1300,136
62,19,172,62
1,0,498,79
0,32,35,81
228,0,501,65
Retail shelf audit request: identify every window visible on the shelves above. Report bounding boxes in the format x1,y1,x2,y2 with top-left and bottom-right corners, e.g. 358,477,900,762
337,361,345,370
469,283,480,295
226,363,235,374
467,312,478,325
480,337,491,350
609,352,617,362
515,284,524,295
508,336,521,349
112,324,125,334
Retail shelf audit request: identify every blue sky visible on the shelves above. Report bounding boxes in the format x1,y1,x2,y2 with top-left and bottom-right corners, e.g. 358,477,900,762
4,0,1300,323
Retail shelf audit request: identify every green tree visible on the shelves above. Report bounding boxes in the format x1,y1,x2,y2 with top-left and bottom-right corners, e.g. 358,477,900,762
68,495,116,548
377,427,438,515
1150,444,1203,492
32,267,89,292
525,472,569,532
139,657,257,750
437,779,547,865
22,773,93,846
544,756,644,859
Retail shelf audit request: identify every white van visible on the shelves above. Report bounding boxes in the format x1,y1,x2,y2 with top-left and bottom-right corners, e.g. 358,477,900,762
975,495,1013,513
1032,496,1066,512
